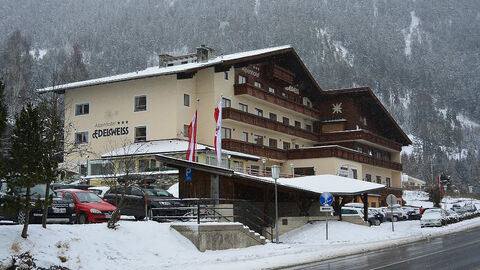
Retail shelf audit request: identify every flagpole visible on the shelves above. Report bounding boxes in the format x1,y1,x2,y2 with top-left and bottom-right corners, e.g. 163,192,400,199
217,94,223,167
195,98,199,162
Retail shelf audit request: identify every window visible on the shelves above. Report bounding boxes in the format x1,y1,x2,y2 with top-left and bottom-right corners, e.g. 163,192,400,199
283,142,291,150
242,132,248,142
250,165,260,174
183,125,189,137
232,161,244,170
295,121,301,129
376,176,382,184
206,156,217,166
365,174,372,182
376,152,382,159
268,87,275,94
305,124,312,131
254,81,262,88
63,193,75,203
184,94,190,107
134,96,147,112
134,126,147,142
352,169,358,179
75,103,89,116
75,131,88,144
138,160,149,172
221,127,231,139
371,202,376,208
222,98,231,108
150,159,159,171
269,138,277,148
254,135,263,145
224,71,228,80
269,113,277,121
386,177,391,188
238,75,246,84
254,108,263,117
238,103,248,112
295,144,299,149
282,117,290,126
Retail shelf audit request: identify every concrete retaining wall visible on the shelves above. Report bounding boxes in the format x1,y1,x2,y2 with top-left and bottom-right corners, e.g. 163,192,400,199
171,223,265,252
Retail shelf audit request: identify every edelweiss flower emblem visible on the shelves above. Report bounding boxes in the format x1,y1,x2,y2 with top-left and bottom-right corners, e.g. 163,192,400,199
332,103,342,114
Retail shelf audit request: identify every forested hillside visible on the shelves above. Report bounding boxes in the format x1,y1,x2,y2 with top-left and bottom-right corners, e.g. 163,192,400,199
0,0,478,192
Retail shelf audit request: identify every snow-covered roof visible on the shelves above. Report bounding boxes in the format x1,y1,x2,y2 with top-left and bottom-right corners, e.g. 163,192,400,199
37,45,292,93
235,173,385,195
402,173,426,184
101,139,260,160
84,169,179,179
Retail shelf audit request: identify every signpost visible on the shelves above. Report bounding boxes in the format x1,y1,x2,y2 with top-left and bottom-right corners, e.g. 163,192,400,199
320,192,333,240
386,194,397,232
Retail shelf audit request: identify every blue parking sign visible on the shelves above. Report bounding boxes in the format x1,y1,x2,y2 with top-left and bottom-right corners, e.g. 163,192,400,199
320,192,333,206
185,167,193,181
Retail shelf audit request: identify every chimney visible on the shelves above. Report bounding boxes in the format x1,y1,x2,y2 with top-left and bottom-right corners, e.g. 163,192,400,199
196,45,215,63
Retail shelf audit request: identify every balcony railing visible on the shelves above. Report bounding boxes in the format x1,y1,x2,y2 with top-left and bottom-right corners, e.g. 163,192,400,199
318,130,403,151
222,107,318,141
264,63,294,86
234,83,320,119
287,146,403,171
222,140,402,171
222,139,288,160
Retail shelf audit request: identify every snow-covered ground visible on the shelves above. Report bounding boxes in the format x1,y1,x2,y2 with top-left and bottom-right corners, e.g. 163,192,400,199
1,215,480,270
403,190,480,210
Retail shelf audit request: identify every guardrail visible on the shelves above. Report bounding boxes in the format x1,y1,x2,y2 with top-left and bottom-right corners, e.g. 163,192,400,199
149,198,275,241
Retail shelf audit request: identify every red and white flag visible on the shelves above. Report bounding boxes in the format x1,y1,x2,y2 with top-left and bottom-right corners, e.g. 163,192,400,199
214,100,222,165
186,110,198,162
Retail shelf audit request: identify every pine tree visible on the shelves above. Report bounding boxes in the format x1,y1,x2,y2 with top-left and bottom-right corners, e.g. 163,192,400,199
6,103,44,238
38,92,63,228
0,81,7,176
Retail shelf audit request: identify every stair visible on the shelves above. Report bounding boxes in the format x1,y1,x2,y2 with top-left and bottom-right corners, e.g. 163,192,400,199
241,225,268,245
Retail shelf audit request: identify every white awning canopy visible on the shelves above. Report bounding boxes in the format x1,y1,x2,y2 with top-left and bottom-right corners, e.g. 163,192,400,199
235,173,385,195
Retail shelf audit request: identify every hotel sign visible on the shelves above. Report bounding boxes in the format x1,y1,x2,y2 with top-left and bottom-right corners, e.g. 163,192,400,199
92,121,129,139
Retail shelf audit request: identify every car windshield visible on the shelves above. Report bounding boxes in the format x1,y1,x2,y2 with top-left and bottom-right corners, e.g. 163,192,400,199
144,188,172,197
75,192,104,203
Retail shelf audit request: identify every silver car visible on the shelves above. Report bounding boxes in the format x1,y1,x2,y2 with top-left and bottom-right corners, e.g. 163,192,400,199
421,208,447,227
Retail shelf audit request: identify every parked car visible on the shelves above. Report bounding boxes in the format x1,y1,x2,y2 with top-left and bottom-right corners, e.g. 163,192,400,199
445,209,460,224
103,185,188,221
451,204,468,214
403,206,422,220
420,208,447,227
464,202,477,212
57,189,117,224
381,206,404,221
371,207,388,222
341,206,381,226
0,182,76,224
88,186,111,198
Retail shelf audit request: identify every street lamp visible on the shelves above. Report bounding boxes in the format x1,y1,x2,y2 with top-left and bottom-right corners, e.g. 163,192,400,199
261,158,267,176
271,165,280,244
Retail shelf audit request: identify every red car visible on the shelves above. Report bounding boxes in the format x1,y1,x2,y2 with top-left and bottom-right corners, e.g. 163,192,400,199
57,189,118,224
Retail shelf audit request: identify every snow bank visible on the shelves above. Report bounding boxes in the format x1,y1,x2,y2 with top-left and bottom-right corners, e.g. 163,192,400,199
1,217,480,270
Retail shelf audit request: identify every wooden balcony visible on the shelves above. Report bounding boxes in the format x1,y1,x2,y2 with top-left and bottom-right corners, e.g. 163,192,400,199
319,130,402,151
264,63,294,86
222,107,318,141
234,83,320,119
222,139,287,160
288,146,403,171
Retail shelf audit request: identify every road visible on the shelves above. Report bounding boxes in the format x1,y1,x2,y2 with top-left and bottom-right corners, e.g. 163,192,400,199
284,226,480,270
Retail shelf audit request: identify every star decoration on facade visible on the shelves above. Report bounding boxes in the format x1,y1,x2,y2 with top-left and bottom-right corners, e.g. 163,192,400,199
332,102,343,114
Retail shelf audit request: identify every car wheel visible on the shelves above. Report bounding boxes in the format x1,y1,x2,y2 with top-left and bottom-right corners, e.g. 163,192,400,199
392,216,398,222
375,219,381,226
421,225,424,228
134,216,145,221
77,213,88,224
16,211,26,224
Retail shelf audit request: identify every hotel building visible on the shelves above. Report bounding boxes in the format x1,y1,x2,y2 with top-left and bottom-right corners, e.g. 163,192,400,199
39,45,411,206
